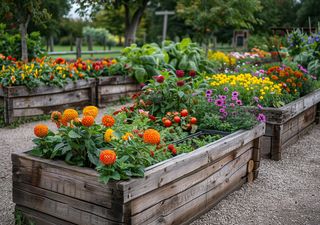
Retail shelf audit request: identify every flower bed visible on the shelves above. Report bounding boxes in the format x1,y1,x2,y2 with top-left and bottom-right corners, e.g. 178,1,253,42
12,123,265,225
96,75,140,107
261,89,320,160
0,79,96,124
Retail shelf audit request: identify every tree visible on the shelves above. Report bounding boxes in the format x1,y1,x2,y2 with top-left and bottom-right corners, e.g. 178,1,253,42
75,0,151,46
297,0,320,27
0,0,50,62
29,0,71,51
176,0,262,50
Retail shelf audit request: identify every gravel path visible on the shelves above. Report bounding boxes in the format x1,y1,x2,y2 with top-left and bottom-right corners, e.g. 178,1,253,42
0,112,320,225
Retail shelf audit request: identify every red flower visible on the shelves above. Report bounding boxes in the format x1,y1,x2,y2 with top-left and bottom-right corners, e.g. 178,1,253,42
189,70,196,77
176,70,185,78
155,75,165,83
177,80,185,87
148,114,156,121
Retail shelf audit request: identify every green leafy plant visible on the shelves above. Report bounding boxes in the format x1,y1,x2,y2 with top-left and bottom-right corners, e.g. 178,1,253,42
120,43,167,83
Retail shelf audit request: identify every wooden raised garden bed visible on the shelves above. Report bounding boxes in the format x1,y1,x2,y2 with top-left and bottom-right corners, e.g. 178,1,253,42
261,89,320,160
0,79,96,124
96,76,140,107
12,123,265,225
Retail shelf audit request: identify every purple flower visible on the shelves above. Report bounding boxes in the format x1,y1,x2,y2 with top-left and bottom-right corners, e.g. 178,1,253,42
206,93,211,98
229,103,235,108
232,91,239,97
253,96,259,102
206,90,213,96
219,108,226,113
223,87,229,92
207,98,213,103
257,104,263,110
219,95,227,100
215,99,224,107
257,113,266,122
232,96,238,101
236,100,243,106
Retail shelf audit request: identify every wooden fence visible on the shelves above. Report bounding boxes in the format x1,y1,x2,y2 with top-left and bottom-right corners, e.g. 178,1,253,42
47,38,121,59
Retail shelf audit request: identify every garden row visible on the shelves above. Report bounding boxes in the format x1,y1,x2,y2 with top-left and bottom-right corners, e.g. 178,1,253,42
0,76,139,124
9,31,320,224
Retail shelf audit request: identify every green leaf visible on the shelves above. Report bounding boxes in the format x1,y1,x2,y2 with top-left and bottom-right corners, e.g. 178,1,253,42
134,67,147,83
88,151,99,166
178,91,185,98
110,171,121,180
68,130,81,139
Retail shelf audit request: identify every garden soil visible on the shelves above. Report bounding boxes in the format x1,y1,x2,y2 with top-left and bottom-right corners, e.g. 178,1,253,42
1,109,320,225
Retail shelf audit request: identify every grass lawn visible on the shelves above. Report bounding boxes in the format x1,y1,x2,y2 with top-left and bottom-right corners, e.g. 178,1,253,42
47,45,124,59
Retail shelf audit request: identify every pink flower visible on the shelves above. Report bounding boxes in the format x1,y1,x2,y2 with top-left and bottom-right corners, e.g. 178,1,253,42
257,113,266,122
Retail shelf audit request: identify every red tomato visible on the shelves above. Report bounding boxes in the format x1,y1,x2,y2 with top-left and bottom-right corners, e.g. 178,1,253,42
173,116,181,123
190,117,197,124
180,109,188,117
168,144,175,151
162,117,167,123
164,119,172,127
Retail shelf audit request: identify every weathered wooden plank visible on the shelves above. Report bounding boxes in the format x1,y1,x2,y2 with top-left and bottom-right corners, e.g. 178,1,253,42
16,205,76,225
147,164,248,225
13,182,127,222
12,89,90,109
14,187,124,225
12,153,123,209
119,123,265,203
3,79,96,97
98,91,137,106
12,101,89,118
99,84,139,96
97,76,137,86
130,146,253,223
270,125,282,161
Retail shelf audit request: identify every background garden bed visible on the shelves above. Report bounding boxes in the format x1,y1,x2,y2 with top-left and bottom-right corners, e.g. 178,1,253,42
0,79,96,124
96,76,140,107
12,123,265,225
261,89,320,160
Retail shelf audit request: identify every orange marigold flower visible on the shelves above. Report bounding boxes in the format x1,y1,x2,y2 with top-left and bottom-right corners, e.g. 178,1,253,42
51,111,62,122
297,82,302,87
63,109,79,122
61,116,68,126
122,132,134,141
104,129,115,142
271,75,278,80
286,78,293,83
100,150,117,165
143,129,161,145
81,115,95,127
102,115,115,127
83,106,99,118
34,124,49,138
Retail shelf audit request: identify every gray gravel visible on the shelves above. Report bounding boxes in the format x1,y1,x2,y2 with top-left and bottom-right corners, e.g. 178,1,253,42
1,111,320,225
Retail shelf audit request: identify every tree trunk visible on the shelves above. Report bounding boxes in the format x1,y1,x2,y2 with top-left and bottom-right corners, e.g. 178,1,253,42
125,20,140,46
19,23,28,62
124,0,148,46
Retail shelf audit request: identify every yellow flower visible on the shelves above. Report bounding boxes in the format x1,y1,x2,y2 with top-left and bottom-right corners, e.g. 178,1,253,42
104,129,115,142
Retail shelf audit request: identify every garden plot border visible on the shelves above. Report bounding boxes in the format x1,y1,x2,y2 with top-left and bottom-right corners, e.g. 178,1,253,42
96,76,140,107
261,89,320,160
0,79,96,124
12,123,265,225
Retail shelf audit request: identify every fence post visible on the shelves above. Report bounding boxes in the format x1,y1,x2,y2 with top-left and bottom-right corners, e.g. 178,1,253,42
76,37,82,59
